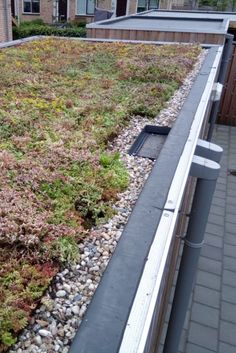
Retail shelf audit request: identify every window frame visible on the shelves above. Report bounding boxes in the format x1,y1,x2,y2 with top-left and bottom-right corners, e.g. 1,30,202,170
22,0,40,14
137,0,159,13
76,0,95,16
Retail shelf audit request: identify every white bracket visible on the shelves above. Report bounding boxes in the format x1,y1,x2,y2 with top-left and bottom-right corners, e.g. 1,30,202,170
211,82,223,102
190,155,220,180
195,139,223,163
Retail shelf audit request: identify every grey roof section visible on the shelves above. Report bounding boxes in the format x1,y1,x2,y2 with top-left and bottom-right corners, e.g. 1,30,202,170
69,46,221,353
139,9,236,22
87,13,229,34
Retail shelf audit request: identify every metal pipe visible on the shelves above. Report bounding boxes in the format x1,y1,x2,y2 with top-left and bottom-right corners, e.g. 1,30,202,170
163,155,221,353
17,0,20,26
207,33,234,141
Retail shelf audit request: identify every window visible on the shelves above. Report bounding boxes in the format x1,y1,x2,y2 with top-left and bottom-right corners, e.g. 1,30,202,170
137,0,158,12
77,0,95,15
23,0,40,13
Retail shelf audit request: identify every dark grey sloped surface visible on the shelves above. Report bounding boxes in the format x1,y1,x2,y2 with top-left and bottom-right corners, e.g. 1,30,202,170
69,47,220,353
129,125,170,160
138,133,167,159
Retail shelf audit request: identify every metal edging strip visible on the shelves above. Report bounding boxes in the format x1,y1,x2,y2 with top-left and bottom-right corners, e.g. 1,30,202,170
164,45,224,212
0,36,220,50
118,210,176,353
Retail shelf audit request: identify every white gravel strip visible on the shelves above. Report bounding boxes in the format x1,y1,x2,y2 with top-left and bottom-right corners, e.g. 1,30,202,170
9,49,207,353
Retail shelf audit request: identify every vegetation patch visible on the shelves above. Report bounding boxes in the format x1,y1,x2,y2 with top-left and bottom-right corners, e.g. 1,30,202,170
13,20,86,40
0,38,201,350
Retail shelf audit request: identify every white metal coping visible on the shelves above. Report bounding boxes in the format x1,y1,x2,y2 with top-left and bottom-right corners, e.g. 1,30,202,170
118,45,224,353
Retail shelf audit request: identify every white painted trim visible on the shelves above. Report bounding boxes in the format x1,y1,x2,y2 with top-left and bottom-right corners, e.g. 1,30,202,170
111,0,117,15
126,0,130,15
14,0,18,16
67,0,70,20
75,0,78,15
53,0,57,21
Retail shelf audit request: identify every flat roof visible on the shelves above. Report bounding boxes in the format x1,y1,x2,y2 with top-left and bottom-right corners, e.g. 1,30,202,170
87,14,229,34
139,10,236,28
139,9,236,21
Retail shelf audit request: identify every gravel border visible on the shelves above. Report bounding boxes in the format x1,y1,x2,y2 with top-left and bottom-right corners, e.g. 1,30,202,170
9,49,207,353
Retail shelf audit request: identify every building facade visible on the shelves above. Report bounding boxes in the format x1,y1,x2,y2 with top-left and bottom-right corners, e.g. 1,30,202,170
16,0,153,24
11,0,187,26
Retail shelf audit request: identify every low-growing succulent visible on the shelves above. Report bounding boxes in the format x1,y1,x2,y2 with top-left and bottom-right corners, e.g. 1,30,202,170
0,38,202,349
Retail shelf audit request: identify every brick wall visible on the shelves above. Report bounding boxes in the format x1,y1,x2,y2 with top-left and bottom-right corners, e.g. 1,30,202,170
128,0,137,15
19,0,89,23
20,0,54,23
0,0,12,42
159,0,172,9
97,0,112,10
95,0,137,16
69,0,76,20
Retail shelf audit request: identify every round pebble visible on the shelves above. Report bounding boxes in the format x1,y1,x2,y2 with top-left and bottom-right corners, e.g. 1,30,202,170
56,290,67,298
38,329,52,338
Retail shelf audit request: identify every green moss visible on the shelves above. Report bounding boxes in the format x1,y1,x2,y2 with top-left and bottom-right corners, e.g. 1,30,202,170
100,152,129,190
1,332,17,347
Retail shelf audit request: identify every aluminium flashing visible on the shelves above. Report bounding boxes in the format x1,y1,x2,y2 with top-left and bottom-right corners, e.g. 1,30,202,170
69,45,223,353
0,36,44,49
0,36,220,51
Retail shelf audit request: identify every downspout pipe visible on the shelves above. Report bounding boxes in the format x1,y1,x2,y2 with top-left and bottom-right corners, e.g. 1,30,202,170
207,33,234,141
163,149,222,353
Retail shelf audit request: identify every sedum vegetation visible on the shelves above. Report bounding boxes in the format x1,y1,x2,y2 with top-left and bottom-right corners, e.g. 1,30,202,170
0,38,201,350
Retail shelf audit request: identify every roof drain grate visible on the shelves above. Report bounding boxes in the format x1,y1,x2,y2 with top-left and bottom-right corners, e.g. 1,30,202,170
129,125,171,160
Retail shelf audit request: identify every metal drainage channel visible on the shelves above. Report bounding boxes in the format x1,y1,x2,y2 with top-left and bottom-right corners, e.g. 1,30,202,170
68,44,227,353
0,37,229,353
